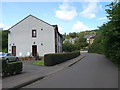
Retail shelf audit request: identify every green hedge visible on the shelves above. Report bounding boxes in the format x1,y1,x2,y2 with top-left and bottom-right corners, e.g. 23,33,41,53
0,59,23,76
44,51,80,66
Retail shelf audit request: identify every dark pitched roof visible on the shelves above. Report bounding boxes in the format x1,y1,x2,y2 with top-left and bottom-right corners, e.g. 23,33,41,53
8,14,54,31
52,25,62,38
84,34,96,39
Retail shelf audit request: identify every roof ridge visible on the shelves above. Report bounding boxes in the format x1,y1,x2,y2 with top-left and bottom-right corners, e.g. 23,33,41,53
29,14,53,26
8,14,55,31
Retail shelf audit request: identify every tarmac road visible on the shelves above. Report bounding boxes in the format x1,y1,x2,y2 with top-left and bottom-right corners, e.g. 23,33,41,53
2,54,85,89
23,53,118,88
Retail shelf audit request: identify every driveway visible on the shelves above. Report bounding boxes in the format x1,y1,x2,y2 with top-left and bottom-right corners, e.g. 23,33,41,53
22,60,44,73
2,60,47,88
2,55,85,88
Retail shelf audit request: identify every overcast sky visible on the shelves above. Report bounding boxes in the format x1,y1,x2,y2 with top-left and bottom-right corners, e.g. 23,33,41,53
0,0,112,34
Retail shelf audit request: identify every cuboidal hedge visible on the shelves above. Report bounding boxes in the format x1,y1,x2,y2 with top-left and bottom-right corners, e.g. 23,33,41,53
44,51,80,66
0,59,23,76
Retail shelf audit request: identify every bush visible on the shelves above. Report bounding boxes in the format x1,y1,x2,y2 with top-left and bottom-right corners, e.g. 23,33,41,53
36,53,40,60
88,33,105,54
88,2,120,68
44,51,80,66
0,59,23,76
63,42,77,52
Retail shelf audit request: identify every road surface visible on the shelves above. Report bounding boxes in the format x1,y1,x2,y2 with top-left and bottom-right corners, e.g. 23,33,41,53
22,53,118,88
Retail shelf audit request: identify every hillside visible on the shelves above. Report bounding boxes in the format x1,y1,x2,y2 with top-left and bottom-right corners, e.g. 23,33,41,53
62,30,98,52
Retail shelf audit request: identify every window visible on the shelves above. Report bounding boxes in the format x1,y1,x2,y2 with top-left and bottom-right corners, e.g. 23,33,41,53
32,30,37,37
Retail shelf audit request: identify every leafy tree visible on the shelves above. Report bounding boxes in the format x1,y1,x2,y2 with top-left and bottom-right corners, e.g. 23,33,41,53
104,2,120,64
63,42,77,52
75,34,88,49
88,1,120,66
2,30,8,52
69,32,78,38
62,33,67,41
88,31,105,54
62,31,95,52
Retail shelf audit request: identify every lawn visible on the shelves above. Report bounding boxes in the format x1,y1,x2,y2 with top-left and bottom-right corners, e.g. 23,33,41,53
31,60,44,66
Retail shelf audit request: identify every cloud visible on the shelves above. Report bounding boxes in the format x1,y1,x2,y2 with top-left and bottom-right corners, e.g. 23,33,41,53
72,21,91,32
97,17,107,20
58,26,63,31
80,1,102,19
55,2,77,21
58,26,64,34
0,23,11,30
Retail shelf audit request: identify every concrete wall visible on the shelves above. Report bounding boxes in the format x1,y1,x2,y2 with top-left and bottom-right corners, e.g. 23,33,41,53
8,15,55,57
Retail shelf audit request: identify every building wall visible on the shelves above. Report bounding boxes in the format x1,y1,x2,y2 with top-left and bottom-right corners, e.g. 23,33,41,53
63,38,76,44
8,16,55,57
54,30,62,53
57,34,62,53
58,34,62,53
89,38,94,44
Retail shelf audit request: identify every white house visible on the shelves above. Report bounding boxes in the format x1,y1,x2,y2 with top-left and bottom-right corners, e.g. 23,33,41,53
63,38,77,44
84,34,96,44
8,15,62,57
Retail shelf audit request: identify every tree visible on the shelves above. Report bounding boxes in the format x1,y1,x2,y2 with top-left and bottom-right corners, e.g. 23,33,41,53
75,34,88,49
63,42,77,52
88,1,120,65
2,30,8,52
88,32,104,54
69,32,78,38
104,1,120,63
62,30,97,52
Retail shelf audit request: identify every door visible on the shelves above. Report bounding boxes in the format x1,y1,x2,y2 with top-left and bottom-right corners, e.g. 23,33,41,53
12,46,16,56
32,45,37,57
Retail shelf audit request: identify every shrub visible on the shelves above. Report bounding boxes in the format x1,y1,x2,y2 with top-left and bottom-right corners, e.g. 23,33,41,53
36,53,40,60
44,51,80,66
63,42,77,52
0,59,23,76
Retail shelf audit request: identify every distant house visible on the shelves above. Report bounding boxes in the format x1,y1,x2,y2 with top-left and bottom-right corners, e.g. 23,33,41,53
63,38,77,44
84,34,96,44
8,15,62,57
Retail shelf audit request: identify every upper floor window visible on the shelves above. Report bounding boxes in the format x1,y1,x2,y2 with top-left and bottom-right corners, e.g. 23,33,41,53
32,30,37,37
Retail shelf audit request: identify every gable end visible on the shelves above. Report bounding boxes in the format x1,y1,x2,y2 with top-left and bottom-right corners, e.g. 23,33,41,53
8,14,54,31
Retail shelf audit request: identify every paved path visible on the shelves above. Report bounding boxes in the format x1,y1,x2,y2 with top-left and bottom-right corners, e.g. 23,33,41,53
2,60,47,88
2,55,85,89
23,53,118,88
22,60,44,73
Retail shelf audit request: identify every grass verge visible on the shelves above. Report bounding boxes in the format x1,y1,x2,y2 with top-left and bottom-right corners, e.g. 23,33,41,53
31,60,44,66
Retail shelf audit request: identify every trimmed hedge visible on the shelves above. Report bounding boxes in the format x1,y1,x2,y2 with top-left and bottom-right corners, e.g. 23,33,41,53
0,59,23,76
44,51,80,66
